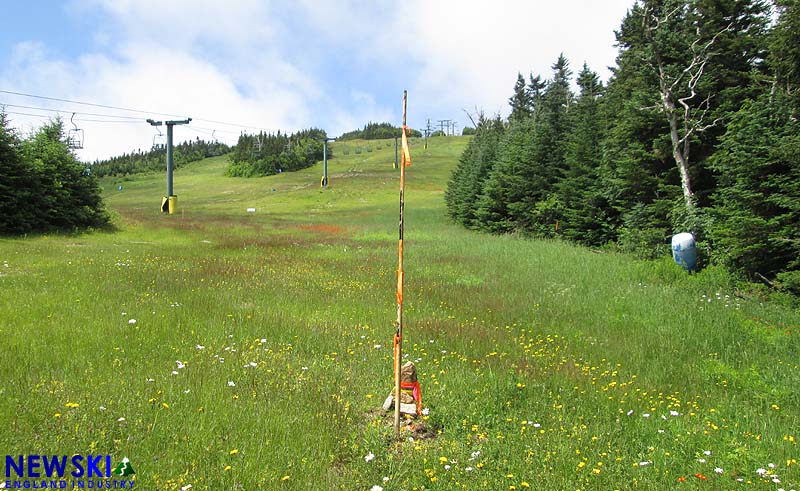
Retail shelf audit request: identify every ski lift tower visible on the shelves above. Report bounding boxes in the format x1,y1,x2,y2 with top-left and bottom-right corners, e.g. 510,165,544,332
147,117,191,214
316,136,336,188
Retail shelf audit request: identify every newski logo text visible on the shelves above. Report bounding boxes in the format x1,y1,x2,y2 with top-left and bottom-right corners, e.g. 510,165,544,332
4,455,135,489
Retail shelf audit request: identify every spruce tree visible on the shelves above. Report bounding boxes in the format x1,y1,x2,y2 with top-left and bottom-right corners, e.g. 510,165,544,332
709,94,800,280
558,64,611,245
20,119,109,231
445,116,505,228
508,73,533,122
0,112,38,234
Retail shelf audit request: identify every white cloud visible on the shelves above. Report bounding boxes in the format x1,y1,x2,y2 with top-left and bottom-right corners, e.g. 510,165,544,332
2,1,636,158
398,0,633,124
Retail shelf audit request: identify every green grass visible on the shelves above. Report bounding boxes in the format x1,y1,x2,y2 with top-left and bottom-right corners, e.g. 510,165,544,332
1,136,799,490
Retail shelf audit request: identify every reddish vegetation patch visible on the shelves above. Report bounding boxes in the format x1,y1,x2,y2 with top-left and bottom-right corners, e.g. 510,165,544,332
298,223,344,234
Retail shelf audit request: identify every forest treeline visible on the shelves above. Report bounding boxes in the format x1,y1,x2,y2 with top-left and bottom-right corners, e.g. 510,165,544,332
227,128,328,177
90,138,230,177
339,122,422,141
445,0,800,292
0,115,109,234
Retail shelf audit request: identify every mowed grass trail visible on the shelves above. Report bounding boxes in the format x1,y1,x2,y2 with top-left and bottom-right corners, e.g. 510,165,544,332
1,136,799,490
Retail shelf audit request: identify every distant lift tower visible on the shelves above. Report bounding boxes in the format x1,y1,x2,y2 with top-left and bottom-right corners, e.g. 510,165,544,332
319,137,336,188
147,118,191,213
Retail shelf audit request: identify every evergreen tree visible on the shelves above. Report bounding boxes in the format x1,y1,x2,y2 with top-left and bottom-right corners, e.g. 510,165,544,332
20,119,109,230
527,74,547,121
508,73,533,122
0,112,38,234
709,93,800,280
474,117,541,233
444,116,504,228
708,2,800,286
473,56,575,236
769,0,800,107
558,64,611,245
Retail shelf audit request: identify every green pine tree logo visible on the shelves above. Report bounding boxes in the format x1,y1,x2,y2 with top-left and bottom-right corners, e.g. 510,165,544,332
111,457,135,477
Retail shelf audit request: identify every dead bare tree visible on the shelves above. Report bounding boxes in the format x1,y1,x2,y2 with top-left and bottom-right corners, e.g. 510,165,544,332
641,2,731,211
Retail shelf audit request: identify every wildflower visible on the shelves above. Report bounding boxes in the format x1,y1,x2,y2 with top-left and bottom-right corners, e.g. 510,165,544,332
470,451,481,460
54,413,61,418
638,461,651,466
171,371,179,376
224,466,231,472
698,458,706,463
65,402,79,409
465,467,474,472
444,465,451,470
365,452,375,463
383,477,389,482
768,463,776,469
421,408,430,416
521,483,530,489
227,381,236,387
117,417,126,422
128,319,136,324
626,410,634,416
229,449,238,455
196,345,205,350
714,468,723,474
695,473,707,480
176,361,185,369
643,413,650,418
592,468,601,475
703,450,712,456
677,476,686,482
99,406,107,411
370,486,383,491
146,378,154,383
756,468,767,476
161,402,170,409
281,475,289,481
180,485,193,491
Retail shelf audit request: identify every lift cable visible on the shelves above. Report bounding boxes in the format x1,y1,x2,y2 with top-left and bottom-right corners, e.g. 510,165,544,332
0,89,279,133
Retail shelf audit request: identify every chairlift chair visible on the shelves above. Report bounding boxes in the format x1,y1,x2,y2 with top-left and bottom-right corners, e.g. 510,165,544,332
152,128,166,151
67,113,84,150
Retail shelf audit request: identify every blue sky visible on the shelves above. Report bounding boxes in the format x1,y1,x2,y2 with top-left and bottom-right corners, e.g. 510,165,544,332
0,0,635,161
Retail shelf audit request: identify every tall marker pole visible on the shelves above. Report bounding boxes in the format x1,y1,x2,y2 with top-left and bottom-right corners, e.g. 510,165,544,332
394,90,410,439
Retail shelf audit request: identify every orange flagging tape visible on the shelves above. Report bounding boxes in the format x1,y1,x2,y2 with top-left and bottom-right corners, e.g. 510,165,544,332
401,125,411,167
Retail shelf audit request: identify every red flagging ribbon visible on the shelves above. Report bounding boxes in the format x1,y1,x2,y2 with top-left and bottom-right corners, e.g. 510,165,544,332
401,381,422,415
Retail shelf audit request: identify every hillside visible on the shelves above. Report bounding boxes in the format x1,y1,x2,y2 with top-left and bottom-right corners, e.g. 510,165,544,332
0,135,798,490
